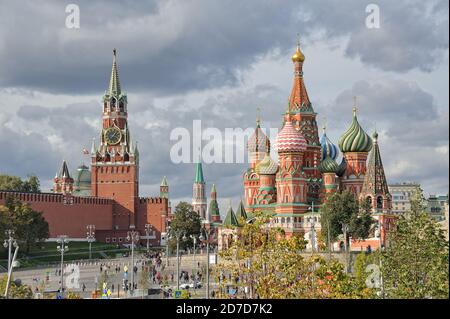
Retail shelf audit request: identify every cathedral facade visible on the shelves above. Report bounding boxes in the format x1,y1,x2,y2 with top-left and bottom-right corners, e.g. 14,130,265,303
238,42,395,249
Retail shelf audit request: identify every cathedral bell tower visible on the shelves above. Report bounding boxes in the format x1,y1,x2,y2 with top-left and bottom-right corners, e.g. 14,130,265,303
91,49,139,230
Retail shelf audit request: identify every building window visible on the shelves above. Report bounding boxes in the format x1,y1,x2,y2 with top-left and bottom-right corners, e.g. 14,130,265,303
118,237,123,242
112,238,116,243
106,238,110,243
377,196,383,209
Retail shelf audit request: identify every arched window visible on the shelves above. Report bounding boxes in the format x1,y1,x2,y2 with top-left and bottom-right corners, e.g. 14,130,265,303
366,196,372,206
377,196,383,209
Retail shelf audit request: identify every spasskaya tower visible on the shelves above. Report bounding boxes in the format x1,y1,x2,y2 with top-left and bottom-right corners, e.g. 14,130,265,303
90,49,139,229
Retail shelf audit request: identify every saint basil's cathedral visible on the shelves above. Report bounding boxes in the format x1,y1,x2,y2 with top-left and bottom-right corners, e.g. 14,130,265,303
216,42,396,250
0,41,396,250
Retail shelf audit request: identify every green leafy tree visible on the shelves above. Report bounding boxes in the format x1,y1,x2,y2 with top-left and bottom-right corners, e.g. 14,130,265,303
0,275,33,299
0,197,49,253
381,194,449,299
215,211,375,299
0,174,40,193
168,202,201,252
320,191,374,245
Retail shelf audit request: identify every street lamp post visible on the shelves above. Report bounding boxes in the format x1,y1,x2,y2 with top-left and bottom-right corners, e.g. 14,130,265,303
309,217,316,255
199,226,213,299
3,230,16,273
377,217,385,298
166,225,171,267
56,235,69,297
126,226,140,295
341,223,349,273
169,229,186,291
308,201,316,254
86,225,95,260
3,230,18,298
190,235,197,292
144,224,152,254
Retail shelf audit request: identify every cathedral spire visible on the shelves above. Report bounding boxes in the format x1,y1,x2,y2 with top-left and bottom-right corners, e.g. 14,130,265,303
288,36,311,112
360,131,391,213
108,48,121,97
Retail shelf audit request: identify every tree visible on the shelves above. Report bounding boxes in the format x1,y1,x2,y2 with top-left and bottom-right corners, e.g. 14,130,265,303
168,202,201,252
215,211,375,299
320,191,374,245
381,194,449,299
0,174,41,193
0,275,33,299
0,197,49,253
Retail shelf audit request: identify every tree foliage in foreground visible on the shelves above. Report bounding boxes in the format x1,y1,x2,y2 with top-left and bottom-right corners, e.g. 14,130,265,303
0,275,33,299
215,212,374,299
381,191,449,299
168,202,201,252
320,191,374,246
0,197,49,253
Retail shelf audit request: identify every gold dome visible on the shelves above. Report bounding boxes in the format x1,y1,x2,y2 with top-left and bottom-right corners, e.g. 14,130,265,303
291,45,305,63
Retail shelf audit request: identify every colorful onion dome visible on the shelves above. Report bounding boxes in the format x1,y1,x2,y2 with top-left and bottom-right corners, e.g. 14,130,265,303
276,121,307,153
338,107,372,153
336,157,347,177
318,155,339,174
320,127,339,160
248,124,270,154
255,153,278,175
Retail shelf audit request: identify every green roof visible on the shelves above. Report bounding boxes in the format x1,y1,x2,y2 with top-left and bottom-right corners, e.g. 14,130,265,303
223,205,238,227
160,176,168,187
235,200,248,224
195,162,205,184
208,199,220,217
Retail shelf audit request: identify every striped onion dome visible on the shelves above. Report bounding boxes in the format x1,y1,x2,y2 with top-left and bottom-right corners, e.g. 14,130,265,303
276,121,307,153
336,157,347,177
247,124,270,153
255,153,278,175
338,108,372,153
320,127,339,160
318,155,339,174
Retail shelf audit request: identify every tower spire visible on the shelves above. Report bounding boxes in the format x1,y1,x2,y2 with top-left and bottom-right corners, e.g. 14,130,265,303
108,48,121,97
360,132,391,213
289,36,310,112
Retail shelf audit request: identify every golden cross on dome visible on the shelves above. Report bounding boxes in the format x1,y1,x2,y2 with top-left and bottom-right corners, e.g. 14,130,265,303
352,96,358,116
256,107,261,126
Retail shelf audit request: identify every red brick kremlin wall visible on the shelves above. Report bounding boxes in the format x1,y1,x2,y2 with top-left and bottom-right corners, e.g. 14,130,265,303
0,191,114,239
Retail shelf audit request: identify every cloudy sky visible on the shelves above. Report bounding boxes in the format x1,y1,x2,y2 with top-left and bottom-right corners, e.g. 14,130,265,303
0,0,448,216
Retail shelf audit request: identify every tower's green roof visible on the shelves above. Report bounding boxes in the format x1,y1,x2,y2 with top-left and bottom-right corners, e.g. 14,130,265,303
223,205,238,227
211,183,216,193
160,176,168,187
208,199,220,217
195,162,205,184
235,200,248,223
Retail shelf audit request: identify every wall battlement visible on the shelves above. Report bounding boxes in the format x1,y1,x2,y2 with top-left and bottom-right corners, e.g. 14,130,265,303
0,191,113,205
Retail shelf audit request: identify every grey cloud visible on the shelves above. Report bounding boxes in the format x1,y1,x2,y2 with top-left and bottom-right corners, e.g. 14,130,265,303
0,1,447,95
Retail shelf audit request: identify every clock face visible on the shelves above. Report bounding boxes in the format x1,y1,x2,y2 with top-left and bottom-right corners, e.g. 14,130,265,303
104,127,122,145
